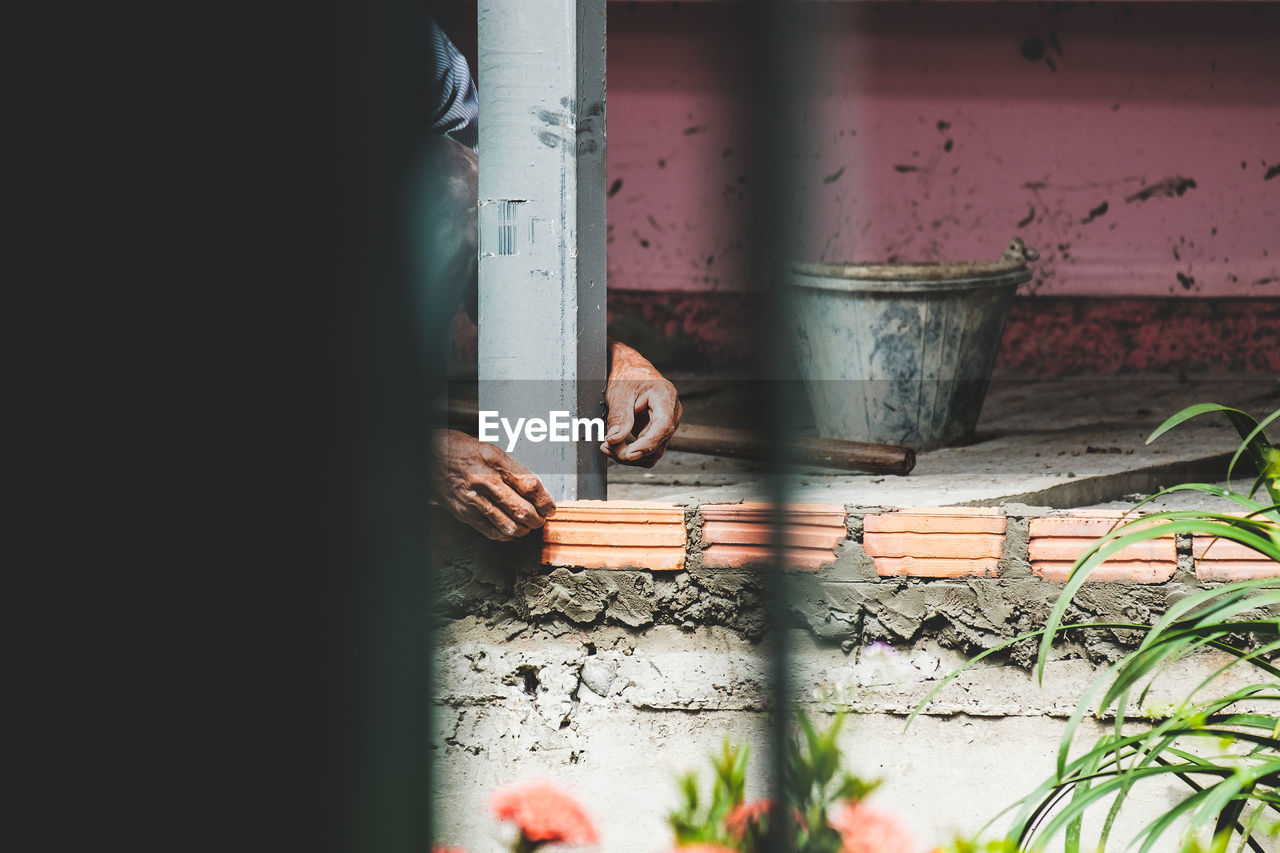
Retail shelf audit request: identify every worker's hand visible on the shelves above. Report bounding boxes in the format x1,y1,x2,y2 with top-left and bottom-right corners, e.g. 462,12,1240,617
432,429,556,541
601,341,682,468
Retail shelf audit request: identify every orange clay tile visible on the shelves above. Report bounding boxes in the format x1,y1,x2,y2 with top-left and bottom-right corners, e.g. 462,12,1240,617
863,532,1005,561
540,501,686,571
1028,511,1175,583
862,508,1005,577
863,507,1006,536
1193,522,1280,581
700,503,847,571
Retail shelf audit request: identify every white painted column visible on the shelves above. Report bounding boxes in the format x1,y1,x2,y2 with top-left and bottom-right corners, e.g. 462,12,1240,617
477,0,608,501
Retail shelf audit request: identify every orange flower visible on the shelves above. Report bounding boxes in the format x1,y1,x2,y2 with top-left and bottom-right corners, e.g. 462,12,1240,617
830,801,916,853
491,781,599,845
433,848,468,853
724,799,773,839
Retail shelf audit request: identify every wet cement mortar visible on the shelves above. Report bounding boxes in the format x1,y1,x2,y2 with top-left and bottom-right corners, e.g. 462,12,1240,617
432,507,1278,671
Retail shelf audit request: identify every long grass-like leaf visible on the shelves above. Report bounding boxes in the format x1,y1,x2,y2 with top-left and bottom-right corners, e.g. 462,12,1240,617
1146,404,1255,446
950,403,1280,852
1038,530,1280,683
1228,410,1280,492
1023,755,1276,853
1224,410,1280,508
1102,615,1280,713
1019,673,1279,849
1149,755,1272,853
1022,765,1221,849
904,622,1146,731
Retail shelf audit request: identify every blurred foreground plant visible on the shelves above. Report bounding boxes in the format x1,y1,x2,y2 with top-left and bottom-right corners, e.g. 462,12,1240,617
491,781,599,853
912,403,1280,853
669,710,897,853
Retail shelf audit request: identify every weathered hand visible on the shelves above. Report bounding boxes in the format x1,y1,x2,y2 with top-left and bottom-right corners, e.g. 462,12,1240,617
433,429,556,540
600,341,682,468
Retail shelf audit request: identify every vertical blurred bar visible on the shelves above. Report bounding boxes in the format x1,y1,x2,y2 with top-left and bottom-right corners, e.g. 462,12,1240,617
742,0,810,849
340,1,439,851
476,0,608,501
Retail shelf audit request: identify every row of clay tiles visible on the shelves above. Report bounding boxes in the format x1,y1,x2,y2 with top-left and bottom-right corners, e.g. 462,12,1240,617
540,502,1279,583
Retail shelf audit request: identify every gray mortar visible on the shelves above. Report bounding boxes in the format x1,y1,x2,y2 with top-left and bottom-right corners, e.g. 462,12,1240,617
822,508,880,582
998,515,1033,579
432,511,1278,667
822,539,881,582
682,504,704,571
1173,532,1196,584
518,567,657,628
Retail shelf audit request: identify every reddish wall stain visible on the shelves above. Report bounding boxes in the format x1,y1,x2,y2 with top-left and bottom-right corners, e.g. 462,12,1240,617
451,295,1280,376
995,297,1280,376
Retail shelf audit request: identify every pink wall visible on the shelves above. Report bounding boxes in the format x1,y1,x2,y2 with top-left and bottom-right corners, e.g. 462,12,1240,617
604,2,1279,298
441,2,1278,373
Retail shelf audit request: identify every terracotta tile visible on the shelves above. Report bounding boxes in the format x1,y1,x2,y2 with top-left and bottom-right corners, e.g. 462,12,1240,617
872,556,999,578
863,532,1005,560
1033,561,1177,584
548,502,686,523
541,501,686,571
1192,537,1271,560
1194,562,1280,582
1028,512,1175,584
543,521,685,547
700,545,840,572
862,508,1006,577
701,502,847,527
876,506,1004,515
1029,538,1171,562
702,521,846,549
541,544,685,572
1193,522,1280,581
1026,511,1145,538
864,508,1006,535
699,503,846,571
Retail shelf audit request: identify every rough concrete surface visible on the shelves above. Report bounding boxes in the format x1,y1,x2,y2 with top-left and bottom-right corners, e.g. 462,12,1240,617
433,621,1271,852
607,377,1278,507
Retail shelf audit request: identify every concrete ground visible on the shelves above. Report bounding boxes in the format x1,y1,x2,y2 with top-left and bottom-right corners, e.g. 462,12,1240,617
608,376,1278,509
433,622,1266,853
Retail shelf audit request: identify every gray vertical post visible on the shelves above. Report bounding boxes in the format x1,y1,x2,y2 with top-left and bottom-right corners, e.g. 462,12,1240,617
476,0,608,501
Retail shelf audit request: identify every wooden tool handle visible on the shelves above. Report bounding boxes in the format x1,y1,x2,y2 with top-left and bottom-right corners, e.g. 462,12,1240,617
443,400,915,475
668,422,915,475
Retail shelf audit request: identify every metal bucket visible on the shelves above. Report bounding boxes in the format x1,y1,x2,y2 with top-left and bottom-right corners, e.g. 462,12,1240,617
787,249,1033,450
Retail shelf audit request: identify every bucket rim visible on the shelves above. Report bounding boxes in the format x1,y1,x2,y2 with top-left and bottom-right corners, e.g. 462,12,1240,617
786,262,1030,293
788,258,1028,283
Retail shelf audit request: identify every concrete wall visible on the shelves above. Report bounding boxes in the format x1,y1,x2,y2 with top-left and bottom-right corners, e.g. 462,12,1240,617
429,504,1279,852
433,622,1262,853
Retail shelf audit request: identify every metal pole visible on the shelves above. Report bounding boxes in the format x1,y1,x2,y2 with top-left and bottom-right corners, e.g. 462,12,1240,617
476,0,608,501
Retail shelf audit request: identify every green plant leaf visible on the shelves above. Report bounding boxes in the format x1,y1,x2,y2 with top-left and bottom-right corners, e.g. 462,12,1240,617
1147,404,1254,445
1227,409,1280,491
1037,524,1280,684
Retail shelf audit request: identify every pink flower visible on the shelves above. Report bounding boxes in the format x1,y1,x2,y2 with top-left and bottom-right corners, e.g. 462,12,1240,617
433,847,468,853
830,801,916,853
724,799,773,839
491,781,599,845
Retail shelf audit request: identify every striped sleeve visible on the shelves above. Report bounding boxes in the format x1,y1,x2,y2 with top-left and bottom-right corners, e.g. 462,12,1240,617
428,19,479,150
